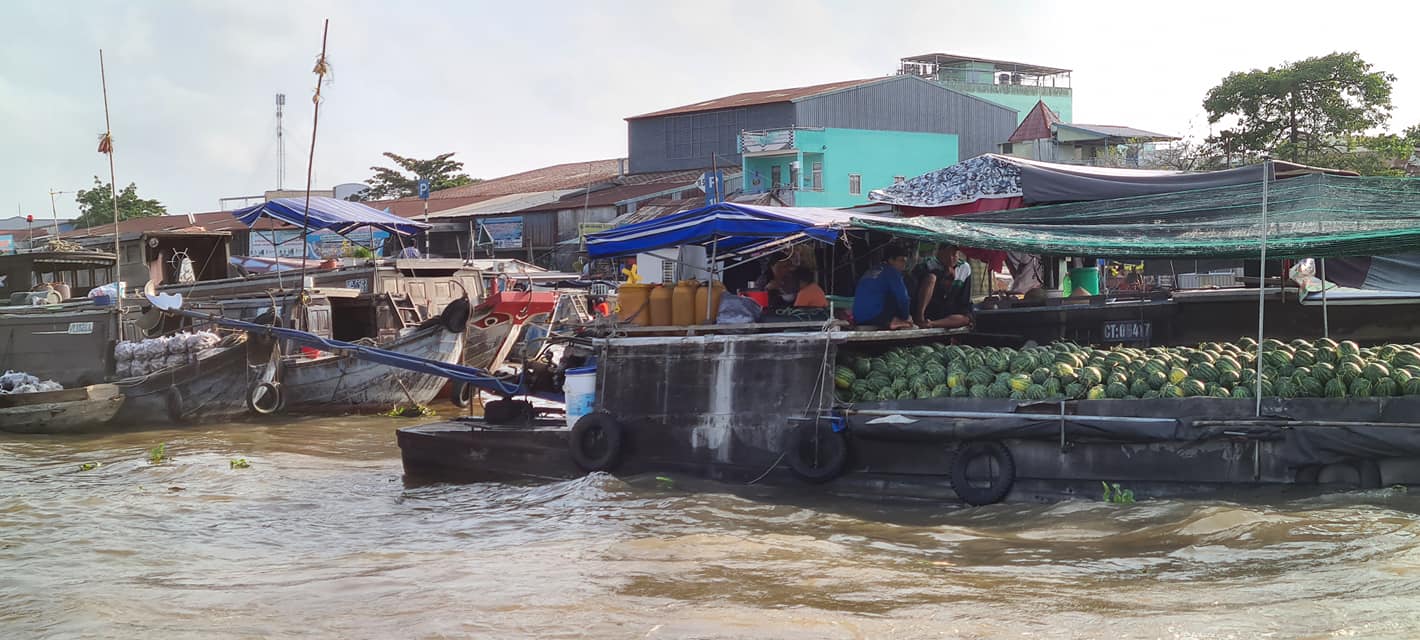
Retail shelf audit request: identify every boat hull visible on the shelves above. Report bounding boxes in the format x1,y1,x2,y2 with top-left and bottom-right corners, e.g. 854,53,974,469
0,384,125,434
111,342,258,426
281,325,463,413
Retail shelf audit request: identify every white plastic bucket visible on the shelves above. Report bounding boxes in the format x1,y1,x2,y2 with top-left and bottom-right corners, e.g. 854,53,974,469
563,366,597,428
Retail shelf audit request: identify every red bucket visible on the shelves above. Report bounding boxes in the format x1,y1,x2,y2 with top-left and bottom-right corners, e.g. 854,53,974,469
744,291,769,308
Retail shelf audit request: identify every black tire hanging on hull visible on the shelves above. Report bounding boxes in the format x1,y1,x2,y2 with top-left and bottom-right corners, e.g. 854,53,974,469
783,420,849,484
569,412,623,472
950,441,1016,506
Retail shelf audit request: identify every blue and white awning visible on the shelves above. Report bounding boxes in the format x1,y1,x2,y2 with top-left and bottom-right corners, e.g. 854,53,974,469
585,203,890,259
232,196,431,236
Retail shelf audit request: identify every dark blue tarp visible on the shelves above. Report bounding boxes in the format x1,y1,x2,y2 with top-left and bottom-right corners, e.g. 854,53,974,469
232,196,430,236
586,203,886,259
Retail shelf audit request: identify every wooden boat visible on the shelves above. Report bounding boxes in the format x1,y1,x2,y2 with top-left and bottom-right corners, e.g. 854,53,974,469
281,320,464,413
0,250,127,388
0,384,125,434
110,338,257,425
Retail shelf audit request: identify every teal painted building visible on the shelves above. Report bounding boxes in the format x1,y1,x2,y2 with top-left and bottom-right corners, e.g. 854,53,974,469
740,127,958,208
899,53,1073,124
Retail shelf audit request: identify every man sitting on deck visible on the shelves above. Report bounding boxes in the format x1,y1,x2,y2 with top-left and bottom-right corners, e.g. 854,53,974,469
852,245,914,330
912,244,974,330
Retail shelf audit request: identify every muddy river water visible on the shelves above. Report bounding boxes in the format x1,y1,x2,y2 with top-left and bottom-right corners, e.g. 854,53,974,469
4,415,1420,639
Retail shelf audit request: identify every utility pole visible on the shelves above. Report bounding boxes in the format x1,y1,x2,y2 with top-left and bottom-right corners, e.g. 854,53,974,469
275,93,286,190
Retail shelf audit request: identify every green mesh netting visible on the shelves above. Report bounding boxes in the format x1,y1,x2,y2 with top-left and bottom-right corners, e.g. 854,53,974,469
853,173,1420,259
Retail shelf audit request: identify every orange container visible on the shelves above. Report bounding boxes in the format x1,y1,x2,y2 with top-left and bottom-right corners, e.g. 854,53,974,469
671,279,700,326
647,283,673,326
616,283,653,325
692,280,725,324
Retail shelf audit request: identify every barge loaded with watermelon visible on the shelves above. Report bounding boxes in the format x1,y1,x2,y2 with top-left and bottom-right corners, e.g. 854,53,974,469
401,328,1420,506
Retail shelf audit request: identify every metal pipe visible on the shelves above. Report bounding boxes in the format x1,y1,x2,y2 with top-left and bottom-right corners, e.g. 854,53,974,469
848,408,1176,424
1320,257,1329,338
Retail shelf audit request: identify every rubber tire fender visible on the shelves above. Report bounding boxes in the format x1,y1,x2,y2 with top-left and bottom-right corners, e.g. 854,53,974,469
950,441,1016,506
1294,459,1382,489
450,381,474,408
783,420,849,484
248,381,285,416
569,412,623,472
164,386,185,423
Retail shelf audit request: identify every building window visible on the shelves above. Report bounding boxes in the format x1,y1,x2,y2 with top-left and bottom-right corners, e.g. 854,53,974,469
789,164,800,190
1001,142,1014,154
771,165,782,189
661,260,675,284
812,162,823,191
848,174,862,196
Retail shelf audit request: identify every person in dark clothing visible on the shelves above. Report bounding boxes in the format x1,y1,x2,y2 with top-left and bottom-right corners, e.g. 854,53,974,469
912,244,973,329
852,245,914,330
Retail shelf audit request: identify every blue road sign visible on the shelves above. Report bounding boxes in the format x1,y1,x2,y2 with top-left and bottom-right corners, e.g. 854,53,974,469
418,178,431,200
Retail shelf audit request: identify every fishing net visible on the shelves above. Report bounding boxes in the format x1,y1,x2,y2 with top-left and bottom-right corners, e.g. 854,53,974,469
854,173,1420,259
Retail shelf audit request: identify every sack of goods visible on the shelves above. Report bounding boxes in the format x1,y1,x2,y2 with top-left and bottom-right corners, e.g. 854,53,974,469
114,330,225,378
835,337,1420,404
0,370,63,395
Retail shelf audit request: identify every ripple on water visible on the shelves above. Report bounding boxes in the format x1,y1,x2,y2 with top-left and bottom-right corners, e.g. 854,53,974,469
6,416,1420,638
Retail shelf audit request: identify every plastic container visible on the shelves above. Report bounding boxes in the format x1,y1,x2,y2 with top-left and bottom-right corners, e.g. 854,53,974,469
693,280,725,324
671,279,700,326
1067,267,1100,296
743,290,769,309
647,283,673,326
616,283,653,325
563,366,597,428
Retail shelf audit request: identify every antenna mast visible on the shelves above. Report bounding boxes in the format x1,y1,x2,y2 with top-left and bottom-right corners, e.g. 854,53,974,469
275,93,286,190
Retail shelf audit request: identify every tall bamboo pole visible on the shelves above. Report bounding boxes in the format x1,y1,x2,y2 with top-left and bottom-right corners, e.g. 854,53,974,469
299,19,330,291
99,50,120,268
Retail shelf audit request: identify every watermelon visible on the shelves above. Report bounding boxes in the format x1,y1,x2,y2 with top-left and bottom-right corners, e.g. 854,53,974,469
1169,367,1189,385
1179,379,1207,397
969,384,990,398
1030,367,1051,384
1276,378,1297,398
1363,362,1391,383
1008,374,1032,392
1025,383,1048,400
1010,354,1036,374
986,352,1010,373
1216,369,1241,387
1147,369,1168,389
1105,381,1129,399
1337,362,1363,385
967,368,994,387
1159,383,1183,398
1297,377,1324,398
1311,362,1336,383
1238,336,1259,349
1338,340,1361,357
1214,355,1241,373
1405,378,1420,396
1323,378,1347,398
1375,378,1399,397
1129,379,1152,397
1191,362,1219,383
1231,386,1253,399
1052,362,1077,383
1044,378,1063,396
1351,377,1373,397
834,366,856,389
1086,385,1107,400
1394,369,1414,386
1079,366,1104,387
1292,350,1316,368
1393,349,1420,368
964,351,986,369
1065,382,1085,399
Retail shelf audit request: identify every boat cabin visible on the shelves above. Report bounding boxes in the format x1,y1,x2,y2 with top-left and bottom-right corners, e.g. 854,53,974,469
0,250,117,304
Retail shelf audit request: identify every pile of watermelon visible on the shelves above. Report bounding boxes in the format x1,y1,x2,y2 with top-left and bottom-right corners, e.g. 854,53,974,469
833,338,1420,403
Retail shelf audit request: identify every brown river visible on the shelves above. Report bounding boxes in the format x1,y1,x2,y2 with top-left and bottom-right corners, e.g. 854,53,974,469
5,415,1420,639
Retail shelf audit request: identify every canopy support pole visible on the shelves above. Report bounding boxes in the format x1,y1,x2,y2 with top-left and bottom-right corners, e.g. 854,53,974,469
706,235,719,324
299,19,330,292
1254,158,1270,417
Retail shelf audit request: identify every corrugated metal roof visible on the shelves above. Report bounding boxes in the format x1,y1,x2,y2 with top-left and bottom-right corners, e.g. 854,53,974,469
429,190,580,219
430,159,625,200
626,78,889,120
1054,123,1178,142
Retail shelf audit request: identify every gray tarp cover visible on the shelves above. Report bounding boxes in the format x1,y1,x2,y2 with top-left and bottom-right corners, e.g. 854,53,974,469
849,397,1420,467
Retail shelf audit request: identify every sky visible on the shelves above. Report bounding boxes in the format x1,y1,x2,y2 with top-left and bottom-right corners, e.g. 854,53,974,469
4,0,1420,219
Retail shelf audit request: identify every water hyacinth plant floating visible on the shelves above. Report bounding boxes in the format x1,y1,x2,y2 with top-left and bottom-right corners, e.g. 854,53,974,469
148,443,168,465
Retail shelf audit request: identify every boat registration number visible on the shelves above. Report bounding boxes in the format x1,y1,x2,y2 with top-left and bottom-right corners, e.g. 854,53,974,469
346,278,369,292
1102,320,1151,342
67,322,94,335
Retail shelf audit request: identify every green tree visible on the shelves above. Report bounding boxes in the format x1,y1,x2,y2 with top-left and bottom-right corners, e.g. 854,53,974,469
354,152,479,200
1203,52,1395,164
73,177,167,228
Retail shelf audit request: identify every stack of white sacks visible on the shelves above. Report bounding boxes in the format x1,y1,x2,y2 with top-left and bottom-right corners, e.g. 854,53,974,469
0,371,64,394
114,331,224,378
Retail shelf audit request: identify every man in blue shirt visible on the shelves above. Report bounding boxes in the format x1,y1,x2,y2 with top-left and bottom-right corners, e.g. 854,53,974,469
852,245,914,329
